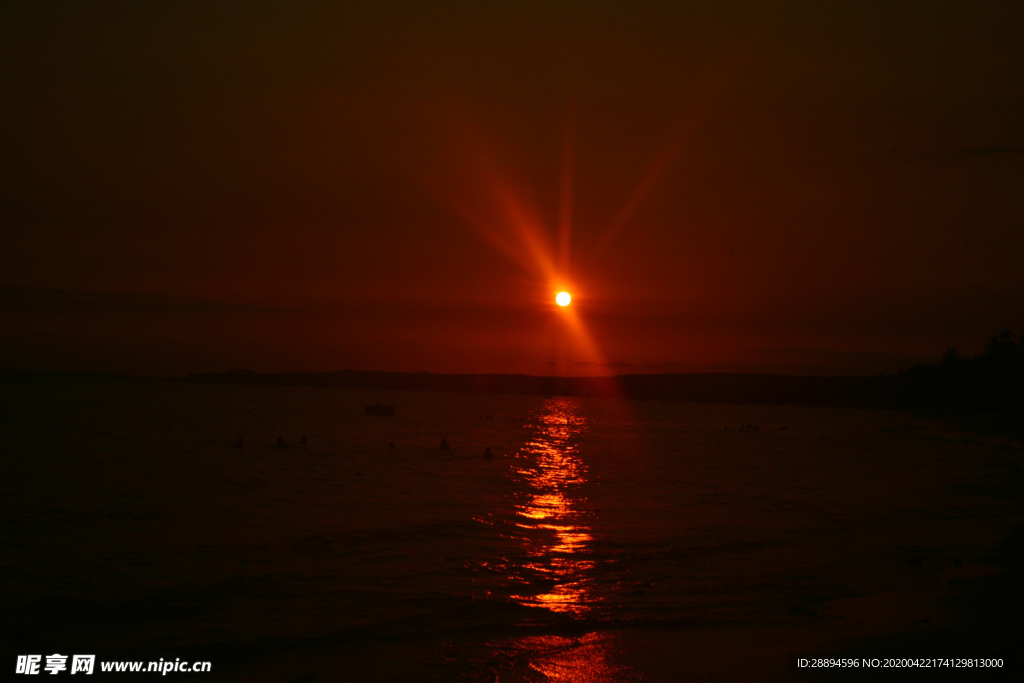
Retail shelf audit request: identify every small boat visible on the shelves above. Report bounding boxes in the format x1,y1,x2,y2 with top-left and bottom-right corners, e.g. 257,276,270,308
364,402,395,416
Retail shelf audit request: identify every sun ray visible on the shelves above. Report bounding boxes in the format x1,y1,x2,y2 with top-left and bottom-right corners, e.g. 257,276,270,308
483,170,559,284
558,97,576,278
558,304,613,376
593,53,747,256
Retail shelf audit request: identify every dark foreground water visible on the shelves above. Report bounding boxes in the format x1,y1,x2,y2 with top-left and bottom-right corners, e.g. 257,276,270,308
1,377,1021,681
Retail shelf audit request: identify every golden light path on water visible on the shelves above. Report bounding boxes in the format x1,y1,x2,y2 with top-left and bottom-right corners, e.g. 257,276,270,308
499,398,642,681
511,398,595,616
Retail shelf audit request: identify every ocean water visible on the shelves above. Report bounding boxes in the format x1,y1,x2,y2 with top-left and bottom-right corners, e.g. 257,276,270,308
1,376,1020,680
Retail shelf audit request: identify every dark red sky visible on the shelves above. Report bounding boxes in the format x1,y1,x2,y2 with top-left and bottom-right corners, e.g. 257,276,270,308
2,1,1022,376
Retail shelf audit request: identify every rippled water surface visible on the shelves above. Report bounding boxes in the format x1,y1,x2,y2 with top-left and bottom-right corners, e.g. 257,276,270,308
1,376,1018,680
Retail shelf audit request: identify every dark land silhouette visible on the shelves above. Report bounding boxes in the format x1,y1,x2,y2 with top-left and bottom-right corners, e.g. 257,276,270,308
183,331,1024,437
880,330,1024,436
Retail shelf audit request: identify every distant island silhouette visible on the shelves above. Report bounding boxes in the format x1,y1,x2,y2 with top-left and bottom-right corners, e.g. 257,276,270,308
183,331,1023,436
185,366,878,405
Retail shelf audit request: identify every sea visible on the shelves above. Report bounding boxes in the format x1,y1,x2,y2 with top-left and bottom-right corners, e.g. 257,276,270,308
1,376,1021,681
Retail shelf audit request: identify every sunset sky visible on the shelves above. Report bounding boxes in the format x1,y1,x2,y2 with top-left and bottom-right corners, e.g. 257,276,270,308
2,1,1022,376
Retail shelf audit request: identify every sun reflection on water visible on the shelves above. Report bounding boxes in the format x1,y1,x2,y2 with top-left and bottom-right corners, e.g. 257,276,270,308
511,398,596,616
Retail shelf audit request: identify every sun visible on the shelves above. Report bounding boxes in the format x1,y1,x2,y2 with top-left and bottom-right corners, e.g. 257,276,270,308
555,291,572,307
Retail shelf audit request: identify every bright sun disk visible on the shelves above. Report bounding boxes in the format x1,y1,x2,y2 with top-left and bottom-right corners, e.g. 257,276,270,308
556,291,572,307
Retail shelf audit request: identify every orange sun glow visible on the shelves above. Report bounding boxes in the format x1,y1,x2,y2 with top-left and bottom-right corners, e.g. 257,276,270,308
555,291,572,307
